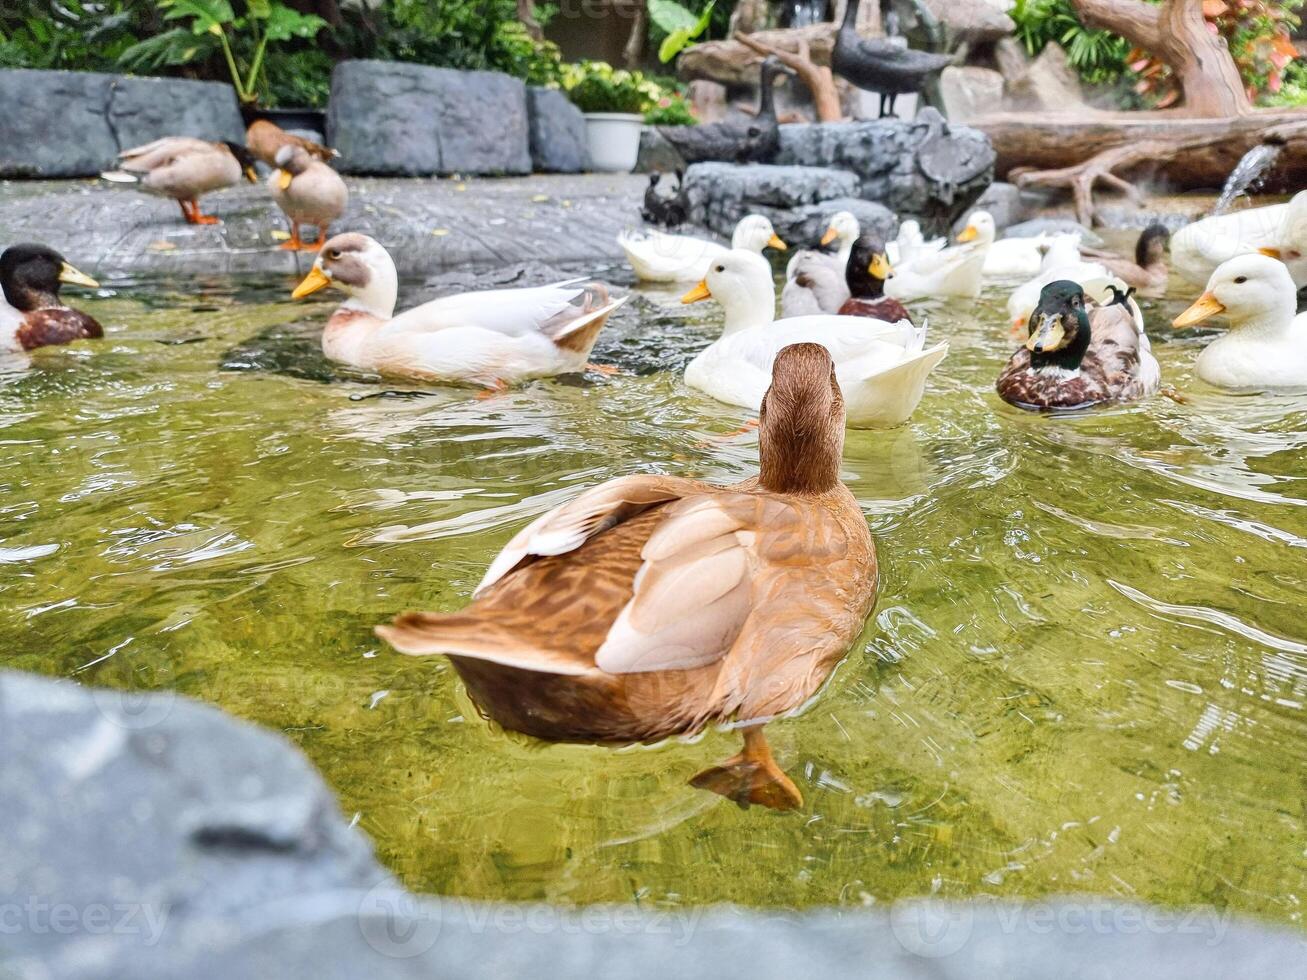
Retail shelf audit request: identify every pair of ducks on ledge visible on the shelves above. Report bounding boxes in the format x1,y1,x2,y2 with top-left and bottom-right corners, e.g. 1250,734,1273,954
100,120,346,251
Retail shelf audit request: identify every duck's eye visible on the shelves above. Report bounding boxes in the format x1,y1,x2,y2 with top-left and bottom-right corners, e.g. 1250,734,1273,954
1234,276,1248,284
328,249,341,260
714,265,725,273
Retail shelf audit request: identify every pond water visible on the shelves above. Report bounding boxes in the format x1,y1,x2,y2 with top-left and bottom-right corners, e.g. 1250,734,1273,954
2,259,1304,928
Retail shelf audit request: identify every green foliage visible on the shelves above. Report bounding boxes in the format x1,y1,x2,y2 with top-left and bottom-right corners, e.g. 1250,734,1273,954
649,0,715,64
0,1,151,71
118,0,326,104
1261,58,1307,107
562,61,651,114
643,82,697,125
1009,0,1130,85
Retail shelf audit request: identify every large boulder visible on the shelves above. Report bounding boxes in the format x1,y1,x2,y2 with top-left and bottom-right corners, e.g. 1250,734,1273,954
526,87,589,173
778,198,898,250
680,163,862,233
918,0,1015,44
775,110,995,228
1003,42,1087,112
939,66,1005,122
0,69,243,178
328,60,531,177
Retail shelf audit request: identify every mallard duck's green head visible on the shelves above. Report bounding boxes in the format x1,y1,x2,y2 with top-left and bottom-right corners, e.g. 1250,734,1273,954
1026,280,1091,370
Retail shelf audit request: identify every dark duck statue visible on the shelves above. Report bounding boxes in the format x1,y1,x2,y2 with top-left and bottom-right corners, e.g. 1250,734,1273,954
0,244,102,353
831,0,955,119
641,170,688,228
997,281,1161,411
839,236,913,323
659,57,794,165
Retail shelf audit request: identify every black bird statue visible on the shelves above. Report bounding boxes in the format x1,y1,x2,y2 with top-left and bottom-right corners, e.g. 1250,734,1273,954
832,0,954,119
641,170,688,228
658,56,796,165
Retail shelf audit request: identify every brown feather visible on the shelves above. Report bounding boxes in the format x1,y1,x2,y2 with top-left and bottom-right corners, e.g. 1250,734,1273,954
16,308,103,350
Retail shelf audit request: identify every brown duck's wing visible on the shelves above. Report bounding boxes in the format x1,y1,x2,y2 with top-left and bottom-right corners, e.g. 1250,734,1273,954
1085,301,1154,399
247,120,338,165
996,349,1109,410
16,308,103,350
378,481,819,682
118,137,214,171
838,296,912,323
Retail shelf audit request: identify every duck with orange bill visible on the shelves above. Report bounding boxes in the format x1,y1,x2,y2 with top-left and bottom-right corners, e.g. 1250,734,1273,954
1,244,102,353
269,144,348,252
290,234,626,387
883,211,994,302
681,249,946,428
377,343,878,811
1172,253,1307,390
100,137,259,225
1171,191,1307,288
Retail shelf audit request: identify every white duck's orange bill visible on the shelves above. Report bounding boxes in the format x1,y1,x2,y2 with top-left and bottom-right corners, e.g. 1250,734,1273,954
768,234,787,250
681,280,711,304
1173,292,1224,328
292,266,332,299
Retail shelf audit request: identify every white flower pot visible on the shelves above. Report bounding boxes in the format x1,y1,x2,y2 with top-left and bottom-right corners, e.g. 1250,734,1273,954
583,113,644,173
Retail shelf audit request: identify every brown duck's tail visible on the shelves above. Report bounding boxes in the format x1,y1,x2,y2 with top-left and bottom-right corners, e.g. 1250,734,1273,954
689,728,803,811
545,289,629,355
375,611,594,676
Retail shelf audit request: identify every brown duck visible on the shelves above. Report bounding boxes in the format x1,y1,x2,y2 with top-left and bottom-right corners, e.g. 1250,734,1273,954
997,280,1161,410
245,119,337,168
378,343,879,810
101,137,259,225
0,244,102,353
269,144,348,251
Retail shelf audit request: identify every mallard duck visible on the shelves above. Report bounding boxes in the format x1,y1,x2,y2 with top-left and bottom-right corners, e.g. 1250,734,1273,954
269,144,349,251
658,57,795,164
1079,223,1170,293
832,0,954,117
780,211,861,316
886,219,944,267
1172,253,1307,389
291,234,626,387
1006,234,1122,332
681,249,947,427
838,236,912,323
997,280,1160,410
1171,191,1307,288
101,137,259,225
618,214,785,283
377,342,877,811
0,244,101,352
884,210,994,302
983,233,1051,280
641,170,687,227
245,118,337,167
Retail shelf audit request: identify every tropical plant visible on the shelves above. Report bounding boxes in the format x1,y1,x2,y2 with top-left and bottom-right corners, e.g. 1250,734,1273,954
1010,0,1131,85
0,1,151,71
643,84,697,125
648,0,716,63
118,0,327,105
563,61,651,114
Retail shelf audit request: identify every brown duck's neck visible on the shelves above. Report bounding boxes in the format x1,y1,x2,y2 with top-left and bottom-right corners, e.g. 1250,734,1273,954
758,427,843,495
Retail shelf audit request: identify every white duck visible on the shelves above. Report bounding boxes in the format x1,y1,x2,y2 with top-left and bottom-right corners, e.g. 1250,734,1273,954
618,214,785,283
886,219,944,267
1171,191,1307,288
780,211,862,317
681,249,948,428
883,211,995,302
291,233,626,387
1172,253,1307,389
983,232,1050,279
1006,234,1126,332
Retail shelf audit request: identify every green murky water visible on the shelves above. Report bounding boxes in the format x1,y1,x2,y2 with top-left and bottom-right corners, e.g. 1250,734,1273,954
1,262,1304,927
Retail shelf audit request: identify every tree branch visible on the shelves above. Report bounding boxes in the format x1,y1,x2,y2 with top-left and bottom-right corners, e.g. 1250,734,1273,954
736,32,844,122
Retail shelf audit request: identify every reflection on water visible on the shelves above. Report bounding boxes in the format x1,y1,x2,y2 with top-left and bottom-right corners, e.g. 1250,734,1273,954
0,269,1304,928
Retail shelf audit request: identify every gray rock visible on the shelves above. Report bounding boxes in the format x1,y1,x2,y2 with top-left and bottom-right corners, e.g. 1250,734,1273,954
920,0,1015,44
1004,42,1086,113
0,69,243,178
939,66,1004,122
635,127,686,173
776,111,994,227
327,60,531,177
5,668,1305,979
1092,207,1192,234
1003,216,1105,246
680,163,865,235
526,87,589,173
965,181,1025,231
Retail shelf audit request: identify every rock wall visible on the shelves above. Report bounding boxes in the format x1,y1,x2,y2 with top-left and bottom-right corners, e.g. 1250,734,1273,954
327,60,532,177
2,669,1303,979
0,69,245,178
527,87,589,173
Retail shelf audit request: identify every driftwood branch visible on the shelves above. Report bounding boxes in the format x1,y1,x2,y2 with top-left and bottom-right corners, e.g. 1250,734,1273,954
736,32,844,123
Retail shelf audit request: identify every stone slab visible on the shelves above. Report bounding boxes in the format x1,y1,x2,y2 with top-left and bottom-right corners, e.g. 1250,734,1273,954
527,87,589,173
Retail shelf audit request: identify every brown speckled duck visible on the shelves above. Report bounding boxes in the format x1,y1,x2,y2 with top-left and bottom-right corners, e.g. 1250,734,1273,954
0,244,102,353
997,280,1160,411
377,343,878,810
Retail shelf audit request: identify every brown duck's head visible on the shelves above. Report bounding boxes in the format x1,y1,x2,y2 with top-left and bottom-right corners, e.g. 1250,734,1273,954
0,243,98,311
222,140,260,183
1135,222,1171,268
274,143,313,176
758,343,845,496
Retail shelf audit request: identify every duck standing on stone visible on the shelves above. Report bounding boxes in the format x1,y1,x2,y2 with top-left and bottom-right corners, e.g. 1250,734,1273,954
659,57,795,164
0,244,102,352
269,144,349,252
831,0,954,118
101,137,260,225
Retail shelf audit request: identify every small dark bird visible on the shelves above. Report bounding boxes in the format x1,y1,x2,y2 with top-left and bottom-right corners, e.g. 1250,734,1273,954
832,0,954,118
838,235,913,323
1081,224,1171,292
0,244,103,352
641,170,688,228
996,280,1160,411
659,57,795,164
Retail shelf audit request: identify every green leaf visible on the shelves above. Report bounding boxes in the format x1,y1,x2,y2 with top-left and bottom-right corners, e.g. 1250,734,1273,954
658,27,692,63
647,0,698,36
159,0,235,35
693,1,716,37
262,3,328,42
117,27,217,71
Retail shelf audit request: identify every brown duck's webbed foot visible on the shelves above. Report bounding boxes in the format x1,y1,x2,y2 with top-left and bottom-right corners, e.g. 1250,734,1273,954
690,726,802,811
586,362,621,376
300,225,329,252
279,221,305,250
182,200,221,225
